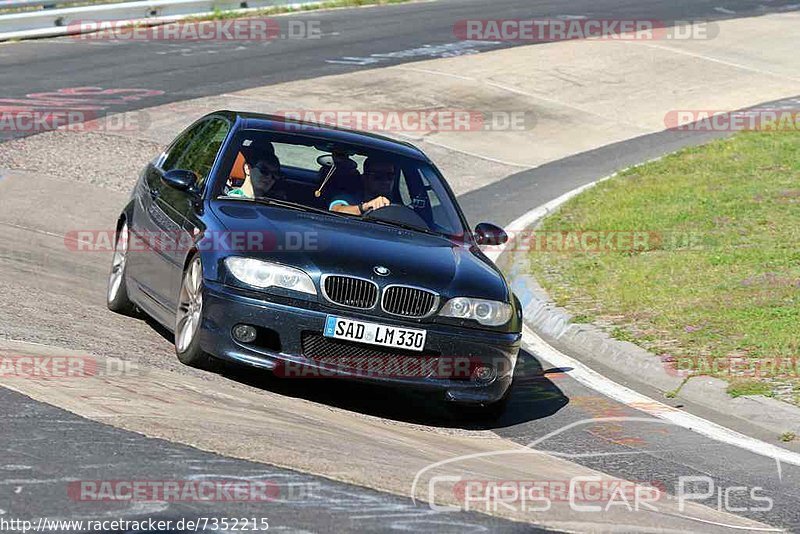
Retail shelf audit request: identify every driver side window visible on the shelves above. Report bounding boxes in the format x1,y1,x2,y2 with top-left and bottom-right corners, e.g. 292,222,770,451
398,171,412,205
397,168,433,211
162,118,230,190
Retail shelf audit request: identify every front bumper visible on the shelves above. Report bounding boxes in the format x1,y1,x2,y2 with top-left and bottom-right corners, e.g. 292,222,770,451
199,281,521,404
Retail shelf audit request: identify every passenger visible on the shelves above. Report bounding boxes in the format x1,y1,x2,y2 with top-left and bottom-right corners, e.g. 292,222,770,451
227,141,282,198
329,158,396,215
246,153,283,198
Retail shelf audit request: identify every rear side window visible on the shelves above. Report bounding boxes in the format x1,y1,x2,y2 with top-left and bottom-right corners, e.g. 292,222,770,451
163,118,230,188
272,142,366,175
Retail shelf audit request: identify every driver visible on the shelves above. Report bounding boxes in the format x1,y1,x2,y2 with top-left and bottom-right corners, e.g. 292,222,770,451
329,158,396,215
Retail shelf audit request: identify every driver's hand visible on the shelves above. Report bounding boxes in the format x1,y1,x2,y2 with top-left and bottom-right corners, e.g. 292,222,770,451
362,196,390,212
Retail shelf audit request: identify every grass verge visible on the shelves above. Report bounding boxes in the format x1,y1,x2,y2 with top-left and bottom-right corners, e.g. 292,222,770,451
528,130,800,403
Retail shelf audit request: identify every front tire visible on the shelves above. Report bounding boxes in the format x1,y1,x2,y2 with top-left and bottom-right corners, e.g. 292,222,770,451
107,220,137,316
175,254,213,369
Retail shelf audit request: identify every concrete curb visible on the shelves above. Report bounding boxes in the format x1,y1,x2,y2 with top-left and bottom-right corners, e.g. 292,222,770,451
495,167,800,442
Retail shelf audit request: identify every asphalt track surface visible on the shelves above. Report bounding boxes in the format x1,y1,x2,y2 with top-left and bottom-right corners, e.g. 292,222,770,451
2,0,800,531
2,0,800,142
0,387,540,533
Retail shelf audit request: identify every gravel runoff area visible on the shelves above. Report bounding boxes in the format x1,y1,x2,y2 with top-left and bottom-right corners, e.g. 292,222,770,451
0,131,162,192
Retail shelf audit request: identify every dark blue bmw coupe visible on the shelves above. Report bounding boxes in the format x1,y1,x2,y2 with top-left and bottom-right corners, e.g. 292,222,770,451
107,111,522,407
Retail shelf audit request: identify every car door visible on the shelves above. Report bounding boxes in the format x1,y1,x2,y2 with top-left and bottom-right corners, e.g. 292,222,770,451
160,118,231,308
128,118,229,316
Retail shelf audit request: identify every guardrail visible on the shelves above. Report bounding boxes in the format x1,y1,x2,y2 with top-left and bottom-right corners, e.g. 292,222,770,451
1,0,62,10
0,0,320,40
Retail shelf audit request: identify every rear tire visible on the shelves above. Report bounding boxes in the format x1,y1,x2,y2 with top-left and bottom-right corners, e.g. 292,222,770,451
175,254,213,369
107,221,137,316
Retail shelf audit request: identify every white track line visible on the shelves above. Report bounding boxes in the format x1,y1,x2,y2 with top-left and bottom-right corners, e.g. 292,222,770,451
522,326,800,468
623,40,800,84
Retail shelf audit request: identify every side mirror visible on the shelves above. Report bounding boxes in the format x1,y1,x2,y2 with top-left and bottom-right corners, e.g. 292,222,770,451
162,169,199,193
474,222,508,246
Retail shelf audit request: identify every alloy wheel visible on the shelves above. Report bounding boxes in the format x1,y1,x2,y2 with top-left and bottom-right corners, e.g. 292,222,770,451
176,257,203,353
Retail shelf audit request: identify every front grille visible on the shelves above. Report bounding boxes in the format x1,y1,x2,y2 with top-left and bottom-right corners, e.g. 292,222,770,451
301,333,454,379
382,285,438,318
323,275,378,309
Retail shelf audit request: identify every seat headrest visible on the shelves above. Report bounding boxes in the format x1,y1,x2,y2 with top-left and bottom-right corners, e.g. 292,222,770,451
230,152,247,181
364,157,396,175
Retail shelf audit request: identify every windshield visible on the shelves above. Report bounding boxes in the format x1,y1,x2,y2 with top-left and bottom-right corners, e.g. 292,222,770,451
213,130,467,238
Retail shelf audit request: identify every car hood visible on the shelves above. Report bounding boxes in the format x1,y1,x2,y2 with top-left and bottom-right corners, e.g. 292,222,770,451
210,201,509,302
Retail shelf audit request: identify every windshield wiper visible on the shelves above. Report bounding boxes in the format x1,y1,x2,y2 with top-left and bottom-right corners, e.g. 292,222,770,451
363,218,441,237
258,197,339,216
218,195,343,217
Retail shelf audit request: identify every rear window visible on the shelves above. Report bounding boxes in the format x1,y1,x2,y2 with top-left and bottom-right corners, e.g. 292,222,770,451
273,142,366,174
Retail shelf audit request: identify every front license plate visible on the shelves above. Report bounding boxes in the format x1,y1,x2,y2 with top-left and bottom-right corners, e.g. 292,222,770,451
324,316,427,352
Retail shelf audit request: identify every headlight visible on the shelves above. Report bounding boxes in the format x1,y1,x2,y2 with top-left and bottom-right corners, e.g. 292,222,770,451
439,297,512,326
225,257,316,295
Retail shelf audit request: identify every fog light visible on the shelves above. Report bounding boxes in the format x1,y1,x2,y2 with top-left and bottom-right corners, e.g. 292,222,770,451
472,365,496,383
232,324,257,343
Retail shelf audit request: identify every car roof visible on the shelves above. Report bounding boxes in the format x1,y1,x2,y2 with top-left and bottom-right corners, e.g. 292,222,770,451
214,110,430,162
